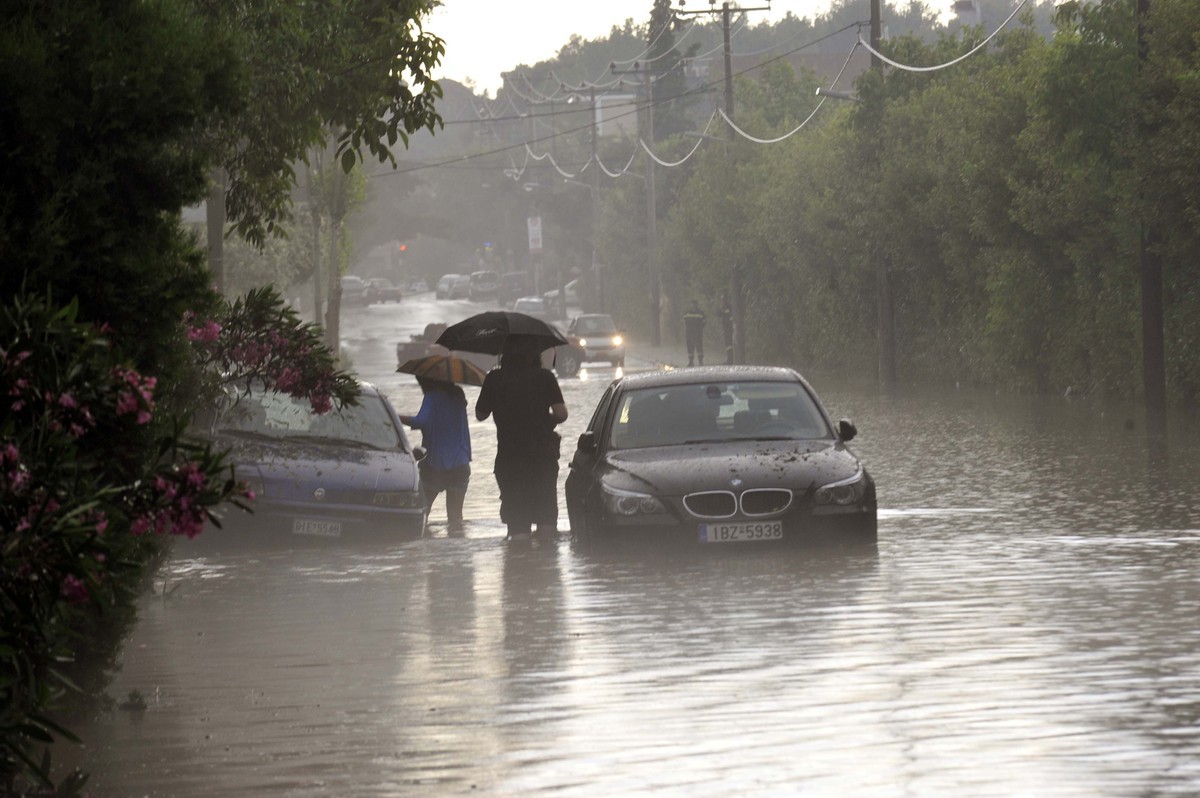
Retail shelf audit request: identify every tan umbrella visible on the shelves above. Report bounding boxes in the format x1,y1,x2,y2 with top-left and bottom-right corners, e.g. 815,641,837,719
397,353,488,387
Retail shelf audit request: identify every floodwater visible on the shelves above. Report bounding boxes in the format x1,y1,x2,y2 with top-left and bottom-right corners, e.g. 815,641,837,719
55,295,1200,796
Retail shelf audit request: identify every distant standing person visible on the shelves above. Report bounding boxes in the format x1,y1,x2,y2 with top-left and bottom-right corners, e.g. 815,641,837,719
475,337,568,540
719,291,734,365
683,299,707,367
400,377,472,531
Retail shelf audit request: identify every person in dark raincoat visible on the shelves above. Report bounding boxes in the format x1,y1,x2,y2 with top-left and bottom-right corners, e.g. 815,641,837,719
475,336,568,540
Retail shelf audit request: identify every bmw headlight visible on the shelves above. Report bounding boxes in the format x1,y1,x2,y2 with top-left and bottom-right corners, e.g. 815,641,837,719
814,468,866,506
603,486,666,516
373,491,423,509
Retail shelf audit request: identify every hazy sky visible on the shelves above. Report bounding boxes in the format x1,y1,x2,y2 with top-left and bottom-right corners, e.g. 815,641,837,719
428,1,866,94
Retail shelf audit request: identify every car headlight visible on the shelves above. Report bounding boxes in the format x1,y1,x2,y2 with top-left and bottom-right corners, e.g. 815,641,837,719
813,468,866,506
603,486,666,516
373,491,423,509
578,337,589,347
611,335,623,346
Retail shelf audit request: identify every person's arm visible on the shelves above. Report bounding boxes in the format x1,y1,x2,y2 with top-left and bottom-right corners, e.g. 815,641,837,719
401,395,432,428
475,376,493,421
545,371,567,425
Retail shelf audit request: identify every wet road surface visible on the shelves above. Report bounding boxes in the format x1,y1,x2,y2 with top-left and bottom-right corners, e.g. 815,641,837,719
56,294,1200,796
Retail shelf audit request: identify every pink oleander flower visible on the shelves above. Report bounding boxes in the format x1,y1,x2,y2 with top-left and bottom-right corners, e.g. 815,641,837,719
186,320,222,343
310,393,333,415
116,391,138,416
61,574,89,605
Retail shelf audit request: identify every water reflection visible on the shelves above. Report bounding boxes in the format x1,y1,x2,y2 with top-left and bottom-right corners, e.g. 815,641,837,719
51,301,1200,795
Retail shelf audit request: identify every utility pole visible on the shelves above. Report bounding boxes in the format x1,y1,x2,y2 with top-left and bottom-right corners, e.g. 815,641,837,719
588,86,604,313
612,61,662,346
870,0,897,391
676,0,770,364
1137,0,1167,455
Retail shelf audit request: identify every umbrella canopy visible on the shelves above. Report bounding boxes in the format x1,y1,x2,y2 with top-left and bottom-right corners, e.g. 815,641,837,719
436,311,569,355
397,353,489,387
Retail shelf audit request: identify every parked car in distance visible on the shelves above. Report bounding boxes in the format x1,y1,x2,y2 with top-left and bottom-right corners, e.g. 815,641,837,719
340,275,370,306
365,277,403,304
200,382,427,542
450,274,472,299
565,366,877,547
567,313,624,368
469,270,501,302
499,271,530,305
435,273,462,299
512,295,551,321
543,278,581,309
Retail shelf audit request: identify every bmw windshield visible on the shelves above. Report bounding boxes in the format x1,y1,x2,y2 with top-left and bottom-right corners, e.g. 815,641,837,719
608,381,832,449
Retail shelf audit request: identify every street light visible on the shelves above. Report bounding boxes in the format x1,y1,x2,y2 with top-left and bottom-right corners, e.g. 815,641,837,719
815,87,859,102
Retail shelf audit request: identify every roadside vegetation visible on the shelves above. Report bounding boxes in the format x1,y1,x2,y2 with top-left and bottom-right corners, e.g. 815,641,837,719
0,1,442,794
378,0,1198,403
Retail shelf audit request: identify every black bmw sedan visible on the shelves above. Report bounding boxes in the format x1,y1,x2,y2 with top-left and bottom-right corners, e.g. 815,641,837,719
564,366,877,547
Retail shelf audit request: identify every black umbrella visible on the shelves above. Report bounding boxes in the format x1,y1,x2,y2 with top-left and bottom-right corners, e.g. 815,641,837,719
436,310,569,355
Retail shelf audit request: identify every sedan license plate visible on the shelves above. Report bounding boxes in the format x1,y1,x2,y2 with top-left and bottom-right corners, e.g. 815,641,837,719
293,518,342,537
699,520,783,543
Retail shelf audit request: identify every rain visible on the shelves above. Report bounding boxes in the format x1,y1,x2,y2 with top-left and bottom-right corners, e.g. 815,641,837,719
6,1,1200,797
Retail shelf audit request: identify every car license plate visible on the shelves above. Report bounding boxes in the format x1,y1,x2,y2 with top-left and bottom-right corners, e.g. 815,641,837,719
293,518,342,537
699,520,783,543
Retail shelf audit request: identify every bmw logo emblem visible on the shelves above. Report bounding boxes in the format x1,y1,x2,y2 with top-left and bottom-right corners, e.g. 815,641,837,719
730,478,743,488
314,488,326,500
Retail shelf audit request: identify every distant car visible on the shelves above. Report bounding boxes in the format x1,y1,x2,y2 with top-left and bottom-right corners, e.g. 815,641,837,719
340,275,370,306
565,366,877,547
365,278,403,304
435,274,462,300
567,313,625,367
499,271,530,305
543,278,580,309
203,382,426,541
512,295,551,320
450,275,472,299
469,270,501,302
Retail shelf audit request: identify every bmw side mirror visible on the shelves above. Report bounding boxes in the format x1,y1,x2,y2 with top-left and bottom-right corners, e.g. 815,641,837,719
413,446,428,462
836,419,857,442
577,430,596,454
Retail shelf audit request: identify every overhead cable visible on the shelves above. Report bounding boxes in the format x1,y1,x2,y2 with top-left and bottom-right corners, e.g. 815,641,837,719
856,0,1030,72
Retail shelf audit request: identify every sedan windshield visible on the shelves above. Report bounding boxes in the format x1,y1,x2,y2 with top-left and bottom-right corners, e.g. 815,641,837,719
609,381,831,449
216,390,401,449
574,316,616,335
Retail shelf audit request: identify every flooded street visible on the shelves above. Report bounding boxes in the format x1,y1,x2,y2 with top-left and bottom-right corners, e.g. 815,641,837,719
60,295,1200,796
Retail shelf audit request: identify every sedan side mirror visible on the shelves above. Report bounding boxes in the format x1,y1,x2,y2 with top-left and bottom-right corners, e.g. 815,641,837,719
413,446,428,462
576,430,596,455
836,419,857,442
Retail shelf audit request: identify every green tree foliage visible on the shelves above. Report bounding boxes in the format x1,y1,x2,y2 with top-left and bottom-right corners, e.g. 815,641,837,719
0,0,441,791
195,0,445,246
643,0,1200,402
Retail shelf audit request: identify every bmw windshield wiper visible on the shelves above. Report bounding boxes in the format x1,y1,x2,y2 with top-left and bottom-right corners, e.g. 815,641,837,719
216,428,278,441
282,434,384,450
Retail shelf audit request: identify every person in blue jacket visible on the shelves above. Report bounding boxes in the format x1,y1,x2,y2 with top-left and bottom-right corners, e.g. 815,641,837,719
401,377,472,531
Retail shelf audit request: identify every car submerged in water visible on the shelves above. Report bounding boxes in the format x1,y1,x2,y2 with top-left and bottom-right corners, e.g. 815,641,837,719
564,366,877,547
199,382,426,543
